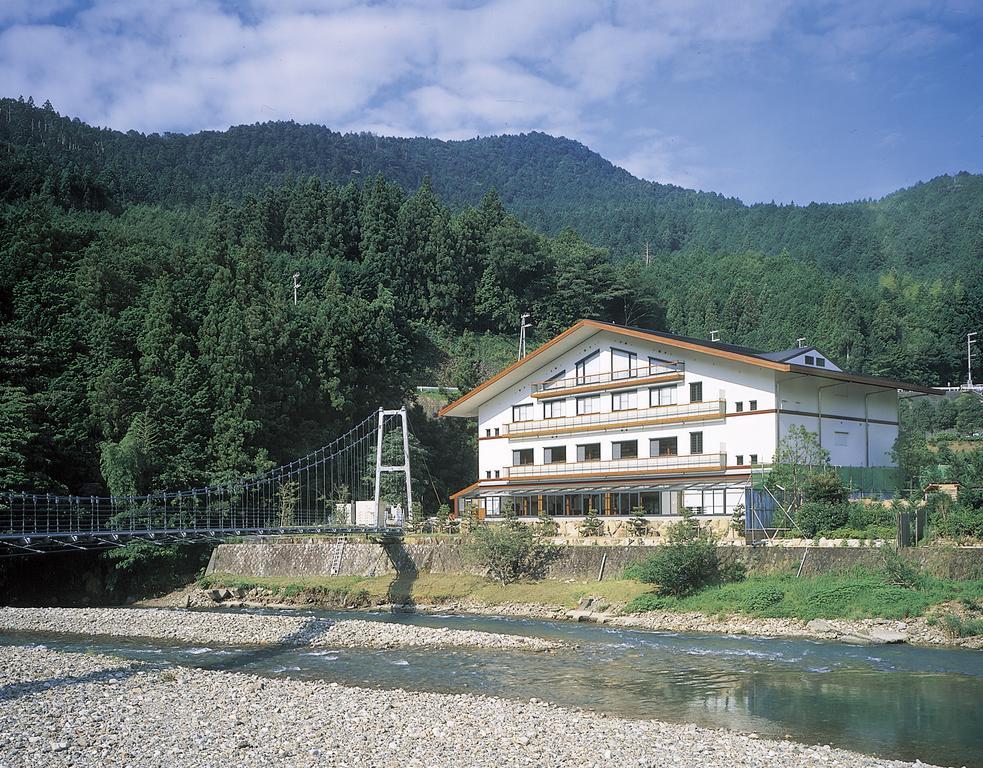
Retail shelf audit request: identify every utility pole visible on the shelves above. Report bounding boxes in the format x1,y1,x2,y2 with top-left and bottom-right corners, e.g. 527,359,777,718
796,337,807,348
518,313,532,359
643,241,651,267
968,332,978,389
710,330,720,342
292,272,300,305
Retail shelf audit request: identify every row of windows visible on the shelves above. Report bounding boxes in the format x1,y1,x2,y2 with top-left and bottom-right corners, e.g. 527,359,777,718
510,385,759,425
510,432,704,467
479,489,736,517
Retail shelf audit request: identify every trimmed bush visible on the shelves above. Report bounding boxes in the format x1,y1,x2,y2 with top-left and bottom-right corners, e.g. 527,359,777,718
795,502,849,537
803,472,848,504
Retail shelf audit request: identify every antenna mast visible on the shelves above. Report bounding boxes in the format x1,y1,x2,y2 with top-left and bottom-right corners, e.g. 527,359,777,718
292,272,301,305
518,313,532,359
968,332,978,389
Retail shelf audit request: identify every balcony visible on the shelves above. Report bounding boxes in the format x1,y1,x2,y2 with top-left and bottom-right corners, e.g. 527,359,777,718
504,452,727,480
505,398,726,439
530,361,685,398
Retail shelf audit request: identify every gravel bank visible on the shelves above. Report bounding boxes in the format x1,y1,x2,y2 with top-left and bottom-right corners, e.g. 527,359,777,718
0,645,945,768
0,607,559,652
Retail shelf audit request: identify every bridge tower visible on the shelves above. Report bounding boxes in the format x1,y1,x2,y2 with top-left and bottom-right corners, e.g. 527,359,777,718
372,407,413,528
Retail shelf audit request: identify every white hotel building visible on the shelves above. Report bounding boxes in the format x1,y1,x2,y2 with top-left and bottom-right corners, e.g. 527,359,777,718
440,320,936,530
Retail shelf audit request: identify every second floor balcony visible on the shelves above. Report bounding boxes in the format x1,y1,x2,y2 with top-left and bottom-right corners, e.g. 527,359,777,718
530,361,685,398
505,398,726,438
504,451,727,480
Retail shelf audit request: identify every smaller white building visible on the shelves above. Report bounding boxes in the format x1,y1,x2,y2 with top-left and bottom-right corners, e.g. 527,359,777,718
439,320,937,527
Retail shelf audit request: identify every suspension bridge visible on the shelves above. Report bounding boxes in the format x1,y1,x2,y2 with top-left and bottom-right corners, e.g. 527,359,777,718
0,408,412,556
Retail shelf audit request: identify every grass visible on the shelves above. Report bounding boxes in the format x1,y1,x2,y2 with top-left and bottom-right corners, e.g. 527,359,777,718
199,570,983,627
624,572,983,621
199,572,650,610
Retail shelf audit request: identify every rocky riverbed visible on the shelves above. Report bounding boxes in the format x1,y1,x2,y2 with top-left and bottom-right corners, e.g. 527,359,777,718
0,644,948,768
0,607,560,652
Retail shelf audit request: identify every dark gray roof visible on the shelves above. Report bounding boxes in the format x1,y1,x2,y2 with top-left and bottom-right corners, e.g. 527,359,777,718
614,324,816,365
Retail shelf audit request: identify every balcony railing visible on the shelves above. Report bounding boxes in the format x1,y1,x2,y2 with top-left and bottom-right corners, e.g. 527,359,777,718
505,398,725,438
504,452,727,479
531,361,685,396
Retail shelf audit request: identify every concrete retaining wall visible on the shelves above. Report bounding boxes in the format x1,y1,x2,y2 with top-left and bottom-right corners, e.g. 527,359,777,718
207,537,983,582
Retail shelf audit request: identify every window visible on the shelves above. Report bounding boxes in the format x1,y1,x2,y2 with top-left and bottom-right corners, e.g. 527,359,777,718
512,449,534,466
611,348,637,380
735,401,744,412
494,470,500,478
749,399,758,411
689,381,703,402
736,454,744,465
512,403,533,422
486,470,491,478
611,389,637,411
575,351,600,384
494,427,499,436
543,446,567,464
649,385,677,407
543,399,565,419
577,443,601,461
816,357,826,367
612,440,638,459
648,355,670,374
485,429,491,437
541,369,567,393
834,431,849,447
649,437,678,457
576,395,601,415
690,431,704,454
749,454,758,464
805,355,815,365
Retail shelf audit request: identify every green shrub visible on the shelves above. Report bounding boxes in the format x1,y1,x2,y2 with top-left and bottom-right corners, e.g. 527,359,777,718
941,614,983,638
741,584,785,613
795,502,849,537
806,582,867,616
626,539,721,596
879,548,924,590
626,509,649,536
578,507,604,537
934,504,983,540
804,472,848,504
847,502,894,531
464,523,557,585
625,593,674,612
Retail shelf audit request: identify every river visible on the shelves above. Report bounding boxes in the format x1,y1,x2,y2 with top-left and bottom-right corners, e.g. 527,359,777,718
2,607,980,767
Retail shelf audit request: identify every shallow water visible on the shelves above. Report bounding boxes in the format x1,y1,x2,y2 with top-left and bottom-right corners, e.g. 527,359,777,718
3,608,981,767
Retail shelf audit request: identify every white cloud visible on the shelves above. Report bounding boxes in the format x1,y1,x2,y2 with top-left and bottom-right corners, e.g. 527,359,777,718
612,130,714,190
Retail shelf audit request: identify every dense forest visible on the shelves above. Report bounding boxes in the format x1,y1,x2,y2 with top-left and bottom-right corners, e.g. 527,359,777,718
1,97,981,509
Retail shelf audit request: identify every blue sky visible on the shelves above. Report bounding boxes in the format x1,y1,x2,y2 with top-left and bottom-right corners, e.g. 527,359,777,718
1,0,981,204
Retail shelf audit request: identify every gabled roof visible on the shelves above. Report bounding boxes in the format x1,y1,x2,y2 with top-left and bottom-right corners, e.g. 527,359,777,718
438,320,941,417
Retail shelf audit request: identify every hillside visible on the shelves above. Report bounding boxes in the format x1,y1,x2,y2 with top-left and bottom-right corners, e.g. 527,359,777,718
2,98,981,278
1,96,981,504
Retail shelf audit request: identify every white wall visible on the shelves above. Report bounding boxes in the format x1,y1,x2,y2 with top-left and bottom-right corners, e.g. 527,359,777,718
475,329,780,480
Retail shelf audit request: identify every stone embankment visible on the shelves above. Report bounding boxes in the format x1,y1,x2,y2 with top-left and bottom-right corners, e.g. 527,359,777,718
0,607,559,652
0,645,945,768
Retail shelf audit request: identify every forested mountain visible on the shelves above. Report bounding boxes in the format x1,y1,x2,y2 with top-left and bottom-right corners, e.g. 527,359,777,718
1,96,981,507
2,97,981,277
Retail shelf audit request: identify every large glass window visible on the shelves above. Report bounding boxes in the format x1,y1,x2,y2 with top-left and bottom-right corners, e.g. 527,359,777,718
512,449,534,466
649,436,678,456
611,389,637,411
545,495,564,516
611,348,637,380
543,399,565,419
543,446,567,464
512,403,533,422
575,351,600,384
577,443,601,462
576,395,601,415
649,385,677,407
690,431,704,454
612,440,638,460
